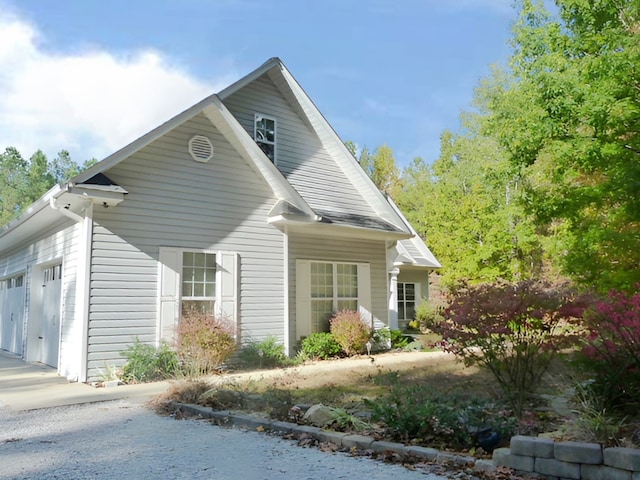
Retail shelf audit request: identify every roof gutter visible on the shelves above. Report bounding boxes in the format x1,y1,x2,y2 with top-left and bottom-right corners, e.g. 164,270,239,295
50,196,85,223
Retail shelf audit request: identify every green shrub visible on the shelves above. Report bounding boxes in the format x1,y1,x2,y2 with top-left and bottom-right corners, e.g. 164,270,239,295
371,327,390,348
329,310,372,356
330,407,372,432
412,302,444,332
372,327,411,350
238,336,293,369
365,379,515,451
178,309,237,377
120,339,179,383
390,329,411,349
299,332,342,360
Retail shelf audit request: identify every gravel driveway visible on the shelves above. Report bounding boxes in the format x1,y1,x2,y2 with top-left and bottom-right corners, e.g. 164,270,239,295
0,400,448,480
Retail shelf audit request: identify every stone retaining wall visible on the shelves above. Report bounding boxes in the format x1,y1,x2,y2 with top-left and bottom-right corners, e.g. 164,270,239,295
494,435,640,480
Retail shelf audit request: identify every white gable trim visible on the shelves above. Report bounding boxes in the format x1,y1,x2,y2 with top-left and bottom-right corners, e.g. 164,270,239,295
272,63,410,234
387,196,441,269
217,57,281,100
202,98,316,218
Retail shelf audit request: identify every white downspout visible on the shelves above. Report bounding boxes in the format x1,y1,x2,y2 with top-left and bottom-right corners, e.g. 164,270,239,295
50,196,93,382
76,205,93,382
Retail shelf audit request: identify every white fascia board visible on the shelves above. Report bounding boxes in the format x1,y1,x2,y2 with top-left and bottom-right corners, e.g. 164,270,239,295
67,59,285,186
217,57,282,100
393,240,417,265
403,238,442,269
72,94,219,184
386,196,442,269
202,97,317,219
274,63,411,234
282,220,412,242
0,184,65,252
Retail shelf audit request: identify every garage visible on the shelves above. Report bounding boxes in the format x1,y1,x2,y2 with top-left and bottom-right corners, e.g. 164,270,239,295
0,273,26,355
31,264,62,367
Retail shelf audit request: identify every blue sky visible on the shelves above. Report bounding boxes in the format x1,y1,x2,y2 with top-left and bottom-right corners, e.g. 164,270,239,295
0,0,516,169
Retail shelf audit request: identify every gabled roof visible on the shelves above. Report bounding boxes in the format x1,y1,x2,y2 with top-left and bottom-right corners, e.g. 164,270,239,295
1,58,415,251
219,58,412,235
387,196,441,269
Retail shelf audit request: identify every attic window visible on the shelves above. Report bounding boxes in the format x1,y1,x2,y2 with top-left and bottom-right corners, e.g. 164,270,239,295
189,135,214,163
254,114,276,163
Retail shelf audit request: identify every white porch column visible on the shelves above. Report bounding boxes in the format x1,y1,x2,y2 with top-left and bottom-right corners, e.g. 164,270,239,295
388,267,400,330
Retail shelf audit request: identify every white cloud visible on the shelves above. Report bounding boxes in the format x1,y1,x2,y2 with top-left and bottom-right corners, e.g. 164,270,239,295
0,12,234,163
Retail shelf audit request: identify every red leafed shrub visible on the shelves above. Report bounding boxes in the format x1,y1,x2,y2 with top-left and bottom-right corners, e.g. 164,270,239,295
329,310,372,356
178,309,237,377
433,280,589,416
580,288,640,412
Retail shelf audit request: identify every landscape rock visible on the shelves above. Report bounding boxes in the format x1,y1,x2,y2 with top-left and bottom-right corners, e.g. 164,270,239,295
303,404,335,427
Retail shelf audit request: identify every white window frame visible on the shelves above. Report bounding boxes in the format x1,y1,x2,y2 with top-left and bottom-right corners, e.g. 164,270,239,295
296,260,372,339
310,261,359,332
398,282,418,321
254,113,277,164
159,248,239,344
180,250,217,317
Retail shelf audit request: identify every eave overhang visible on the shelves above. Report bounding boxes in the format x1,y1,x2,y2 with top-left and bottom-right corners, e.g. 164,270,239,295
274,218,413,241
0,181,127,254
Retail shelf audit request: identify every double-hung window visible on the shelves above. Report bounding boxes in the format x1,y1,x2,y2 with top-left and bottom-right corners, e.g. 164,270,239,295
310,262,358,332
181,251,217,316
297,260,371,338
159,247,238,343
254,114,276,163
398,282,417,321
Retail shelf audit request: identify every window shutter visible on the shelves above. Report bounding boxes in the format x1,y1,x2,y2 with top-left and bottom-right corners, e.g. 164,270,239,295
295,260,311,339
159,247,180,343
357,263,373,328
414,282,422,307
216,252,239,329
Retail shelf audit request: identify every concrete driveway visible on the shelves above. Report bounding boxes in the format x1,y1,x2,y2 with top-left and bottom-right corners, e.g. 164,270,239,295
0,351,168,411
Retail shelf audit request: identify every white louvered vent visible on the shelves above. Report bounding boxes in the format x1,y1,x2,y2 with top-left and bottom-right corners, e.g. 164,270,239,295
188,135,214,163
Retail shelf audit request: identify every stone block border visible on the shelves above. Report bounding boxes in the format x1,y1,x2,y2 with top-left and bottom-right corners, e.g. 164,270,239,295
175,403,493,474
176,404,640,479
494,435,640,480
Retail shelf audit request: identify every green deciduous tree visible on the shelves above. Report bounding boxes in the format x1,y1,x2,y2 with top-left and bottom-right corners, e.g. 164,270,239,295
397,114,543,286
484,0,640,291
349,142,402,197
368,144,402,197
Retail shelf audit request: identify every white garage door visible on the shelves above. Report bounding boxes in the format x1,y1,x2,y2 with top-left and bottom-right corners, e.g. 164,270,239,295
0,274,26,355
36,264,62,367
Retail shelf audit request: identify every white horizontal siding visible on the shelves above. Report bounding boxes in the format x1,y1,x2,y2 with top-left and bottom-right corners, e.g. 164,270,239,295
0,220,83,379
287,233,388,351
223,75,379,217
86,113,285,380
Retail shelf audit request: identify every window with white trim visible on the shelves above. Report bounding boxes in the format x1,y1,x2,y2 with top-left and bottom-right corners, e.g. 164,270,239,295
310,262,358,332
43,265,61,284
181,251,216,316
398,282,417,321
254,114,276,163
159,248,238,344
